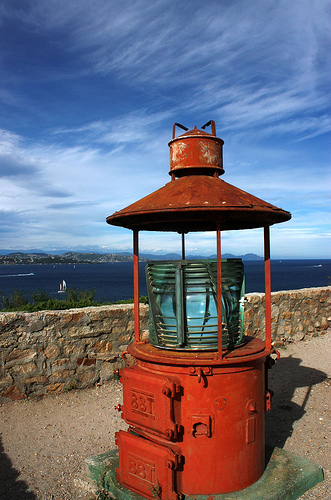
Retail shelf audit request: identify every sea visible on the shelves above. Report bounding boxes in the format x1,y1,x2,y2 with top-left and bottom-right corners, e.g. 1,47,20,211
0,259,330,304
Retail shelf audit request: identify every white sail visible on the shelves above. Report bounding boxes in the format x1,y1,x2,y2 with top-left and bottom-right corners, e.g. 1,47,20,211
58,280,67,293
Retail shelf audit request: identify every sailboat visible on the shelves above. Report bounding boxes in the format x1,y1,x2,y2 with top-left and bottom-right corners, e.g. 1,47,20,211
58,280,67,293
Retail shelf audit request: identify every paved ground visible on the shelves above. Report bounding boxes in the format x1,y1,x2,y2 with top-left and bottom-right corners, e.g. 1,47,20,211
0,331,330,500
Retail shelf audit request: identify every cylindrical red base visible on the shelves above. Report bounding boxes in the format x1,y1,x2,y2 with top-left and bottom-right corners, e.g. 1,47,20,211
116,338,272,499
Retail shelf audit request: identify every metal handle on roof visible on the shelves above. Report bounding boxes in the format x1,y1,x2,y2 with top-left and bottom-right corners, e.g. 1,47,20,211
172,123,189,139
201,120,216,136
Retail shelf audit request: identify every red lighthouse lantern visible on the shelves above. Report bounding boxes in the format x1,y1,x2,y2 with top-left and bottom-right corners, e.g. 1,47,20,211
106,121,291,499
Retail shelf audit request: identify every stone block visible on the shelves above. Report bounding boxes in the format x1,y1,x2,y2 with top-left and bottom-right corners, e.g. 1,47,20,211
0,373,13,391
5,348,36,364
76,357,96,366
117,333,131,344
94,354,116,362
10,361,37,375
254,318,262,328
63,343,85,356
90,340,113,353
127,320,134,331
253,328,263,338
100,361,116,383
272,341,284,348
0,333,19,349
68,325,98,338
284,324,293,335
302,319,314,332
52,358,71,367
23,376,49,385
275,324,285,336
245,308,255,321
112,325,125,335
44,345,61,359
77,370,99,386
50,369,75,380
1,385,26,400
0,312,20,332
24,317,45,333
320,317,329,330
46,382,65,393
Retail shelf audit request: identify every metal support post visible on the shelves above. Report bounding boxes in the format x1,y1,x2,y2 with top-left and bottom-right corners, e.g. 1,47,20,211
264,226,272,349
133,230,140,342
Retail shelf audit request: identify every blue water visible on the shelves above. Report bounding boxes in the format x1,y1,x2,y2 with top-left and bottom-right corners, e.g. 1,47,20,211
0,260,330,304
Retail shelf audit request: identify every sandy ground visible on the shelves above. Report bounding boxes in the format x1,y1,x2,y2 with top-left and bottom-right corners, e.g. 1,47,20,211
0,331,330,500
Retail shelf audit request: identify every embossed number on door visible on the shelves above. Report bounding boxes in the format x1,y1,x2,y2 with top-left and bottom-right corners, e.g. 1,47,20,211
128,453,155,485
131,389,155,419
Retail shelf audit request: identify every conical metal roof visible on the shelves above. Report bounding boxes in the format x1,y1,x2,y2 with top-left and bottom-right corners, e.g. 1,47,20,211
107,174,290,231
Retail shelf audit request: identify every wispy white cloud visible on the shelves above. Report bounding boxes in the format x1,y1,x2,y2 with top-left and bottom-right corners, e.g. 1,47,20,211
1,0,329,141
0,1,329,256
52,110,173,147
1,102,329,254
0,129,22,151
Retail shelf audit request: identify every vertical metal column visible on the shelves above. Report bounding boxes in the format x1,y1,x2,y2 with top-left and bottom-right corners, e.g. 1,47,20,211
217,225,223,359
181,233,185,260
264,226,272,349
133,229,140,342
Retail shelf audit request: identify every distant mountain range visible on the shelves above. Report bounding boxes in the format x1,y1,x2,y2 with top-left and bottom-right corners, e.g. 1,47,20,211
141,252,263,261
0,250,263,265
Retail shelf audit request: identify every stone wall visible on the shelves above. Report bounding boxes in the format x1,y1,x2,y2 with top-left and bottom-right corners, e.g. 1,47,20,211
244,287,330,344
0,287,330,402
0,304,149,402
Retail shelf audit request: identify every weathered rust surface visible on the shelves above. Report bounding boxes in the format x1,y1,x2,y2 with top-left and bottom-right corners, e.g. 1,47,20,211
169,125,224,177
119,365,180,440
107,121,290,498
115,430,181,499
128,337,271,365
107,174,291,231
117,345,269,495
107,123,291,231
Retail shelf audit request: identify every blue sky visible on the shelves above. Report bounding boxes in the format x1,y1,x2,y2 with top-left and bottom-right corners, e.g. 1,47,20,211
0,0,330,259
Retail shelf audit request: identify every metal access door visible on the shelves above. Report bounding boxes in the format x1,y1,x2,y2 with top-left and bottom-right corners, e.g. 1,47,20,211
115,430,181,500
120,366,181,440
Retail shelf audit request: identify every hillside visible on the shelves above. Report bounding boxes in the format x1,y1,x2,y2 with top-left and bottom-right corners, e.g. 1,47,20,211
0,251,263,265
0,252,134,265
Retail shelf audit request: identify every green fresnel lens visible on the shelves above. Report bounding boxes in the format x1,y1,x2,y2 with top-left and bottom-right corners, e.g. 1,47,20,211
146,258,245,350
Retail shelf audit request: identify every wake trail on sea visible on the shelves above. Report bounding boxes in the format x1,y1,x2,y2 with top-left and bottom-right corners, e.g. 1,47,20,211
0,273,35,277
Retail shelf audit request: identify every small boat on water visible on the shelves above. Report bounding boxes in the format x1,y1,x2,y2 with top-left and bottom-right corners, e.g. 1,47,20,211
58,280,67,293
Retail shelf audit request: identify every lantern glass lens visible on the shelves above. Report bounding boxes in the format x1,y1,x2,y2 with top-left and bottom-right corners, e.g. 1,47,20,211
146,259,244,350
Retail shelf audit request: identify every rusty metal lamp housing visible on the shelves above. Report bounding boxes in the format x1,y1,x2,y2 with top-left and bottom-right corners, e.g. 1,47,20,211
106,121,291,499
